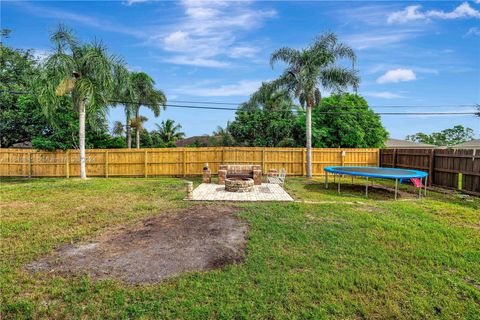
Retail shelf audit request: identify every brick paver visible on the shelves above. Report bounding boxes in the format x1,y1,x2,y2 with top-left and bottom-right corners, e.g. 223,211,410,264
188,183,294,202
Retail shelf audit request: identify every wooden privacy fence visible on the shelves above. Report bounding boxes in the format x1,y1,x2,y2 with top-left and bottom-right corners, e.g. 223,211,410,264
0,147,379,178
380,148,480,196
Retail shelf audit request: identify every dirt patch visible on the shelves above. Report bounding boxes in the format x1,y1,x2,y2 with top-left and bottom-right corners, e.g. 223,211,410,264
26,205,248,284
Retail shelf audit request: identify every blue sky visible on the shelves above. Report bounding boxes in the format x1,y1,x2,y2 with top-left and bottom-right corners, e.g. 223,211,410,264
2,0,480,139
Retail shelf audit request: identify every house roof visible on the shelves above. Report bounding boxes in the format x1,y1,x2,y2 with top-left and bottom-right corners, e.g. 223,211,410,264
450,139,480,149
174,135,216,147
385,138,436,149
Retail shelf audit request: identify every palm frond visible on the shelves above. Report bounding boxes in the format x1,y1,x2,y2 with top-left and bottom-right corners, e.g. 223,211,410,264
320,67,360,92
55,77,76,96
270,47,301,68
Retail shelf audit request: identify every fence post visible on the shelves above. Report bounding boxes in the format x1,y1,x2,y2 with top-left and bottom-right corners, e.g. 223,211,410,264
392,149,397,168
28,152,32,178
262,148,265,173
302,148,306,176
65,150,70,178
183,149,186,177
428,149,435,186
144,150,148,178
105,151,109,178
222,148,225,164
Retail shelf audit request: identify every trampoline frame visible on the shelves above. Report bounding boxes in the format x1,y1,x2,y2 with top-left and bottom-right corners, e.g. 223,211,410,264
324,166,428,200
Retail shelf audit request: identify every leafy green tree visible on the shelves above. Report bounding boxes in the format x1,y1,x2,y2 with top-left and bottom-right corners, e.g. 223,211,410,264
270,32,359,177
295,93,388,147
35,25,121,178
155,119,185,144
406,125,475,147
228,104,298,147
0,33,46,147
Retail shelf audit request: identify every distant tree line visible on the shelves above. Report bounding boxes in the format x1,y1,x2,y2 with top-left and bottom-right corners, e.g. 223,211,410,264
406,125,475,147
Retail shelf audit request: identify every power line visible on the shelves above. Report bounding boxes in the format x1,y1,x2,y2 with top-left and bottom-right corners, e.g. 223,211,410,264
2,90,478,116
169,99,477,109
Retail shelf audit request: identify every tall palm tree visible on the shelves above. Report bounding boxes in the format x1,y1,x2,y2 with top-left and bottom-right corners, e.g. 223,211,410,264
270,32,359,177
112,121,124,137
129,115,148,147
212,125,235,146
36,25,120,179
129,72,167,149
110,64,135,148
248,82,293,111
155,119,185,144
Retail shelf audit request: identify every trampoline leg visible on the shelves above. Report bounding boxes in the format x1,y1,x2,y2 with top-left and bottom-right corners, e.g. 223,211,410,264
418,178,422,198
365,177,368,198
395,179,398,200
424,176,428,196
338,174,341,194
325,172,328,189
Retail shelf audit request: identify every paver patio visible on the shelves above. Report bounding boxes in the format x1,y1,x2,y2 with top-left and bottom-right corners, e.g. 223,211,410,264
189,183,294,201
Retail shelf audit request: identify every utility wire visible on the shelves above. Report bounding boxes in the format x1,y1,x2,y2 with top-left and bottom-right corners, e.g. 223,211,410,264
1,90,478,115
169,99,476,109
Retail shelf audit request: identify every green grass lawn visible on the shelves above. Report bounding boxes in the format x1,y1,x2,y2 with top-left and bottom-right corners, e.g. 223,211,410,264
1,177,479,319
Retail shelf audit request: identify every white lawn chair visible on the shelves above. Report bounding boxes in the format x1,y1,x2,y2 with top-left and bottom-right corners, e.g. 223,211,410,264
268,168,286,187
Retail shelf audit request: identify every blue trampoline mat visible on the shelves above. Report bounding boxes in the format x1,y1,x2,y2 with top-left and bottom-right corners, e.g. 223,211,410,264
324,166,428,179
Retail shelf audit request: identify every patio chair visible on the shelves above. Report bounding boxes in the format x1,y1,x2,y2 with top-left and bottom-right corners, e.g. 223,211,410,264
268,168,286,187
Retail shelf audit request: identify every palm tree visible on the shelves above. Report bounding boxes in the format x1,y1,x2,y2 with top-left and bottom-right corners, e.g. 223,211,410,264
270,32,360,177
248,82,293,111
36,25,120,179
110,64,135,147
212,125,235,146
129,115,148,147
112,121,124,137
155,119,185,144
129,72,167,149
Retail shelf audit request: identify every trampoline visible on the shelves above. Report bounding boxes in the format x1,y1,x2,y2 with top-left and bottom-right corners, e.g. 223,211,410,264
324,166,428,199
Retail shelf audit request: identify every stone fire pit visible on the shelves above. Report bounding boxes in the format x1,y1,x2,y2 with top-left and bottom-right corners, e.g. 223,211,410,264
225,177,254,192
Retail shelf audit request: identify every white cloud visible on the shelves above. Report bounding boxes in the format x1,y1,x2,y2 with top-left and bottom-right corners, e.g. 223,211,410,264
164,56,230,68
363,91,406,99
388,2,480,24
387,5,425,24
32,48,51,62
228,46,259,58
123,0,149,5
465,27,480,37
155,1,276,67
345,30,420,49
13,1,143,37
377,69,416,84
175,80,262,97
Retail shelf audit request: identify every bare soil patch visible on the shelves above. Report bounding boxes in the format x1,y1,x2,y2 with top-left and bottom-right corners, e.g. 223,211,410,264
27,205,248,284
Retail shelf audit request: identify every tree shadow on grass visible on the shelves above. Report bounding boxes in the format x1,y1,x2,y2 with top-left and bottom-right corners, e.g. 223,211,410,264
303,181,419,201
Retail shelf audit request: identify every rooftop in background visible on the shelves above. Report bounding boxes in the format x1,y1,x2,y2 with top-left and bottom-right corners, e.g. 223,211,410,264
386,139,436,149
450,139,480,149
174,135,216,147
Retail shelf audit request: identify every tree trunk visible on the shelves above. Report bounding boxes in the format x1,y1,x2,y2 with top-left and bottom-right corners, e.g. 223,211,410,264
136,128,140,149
79,101,87,179
306,100,312,178
126,111,131,149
